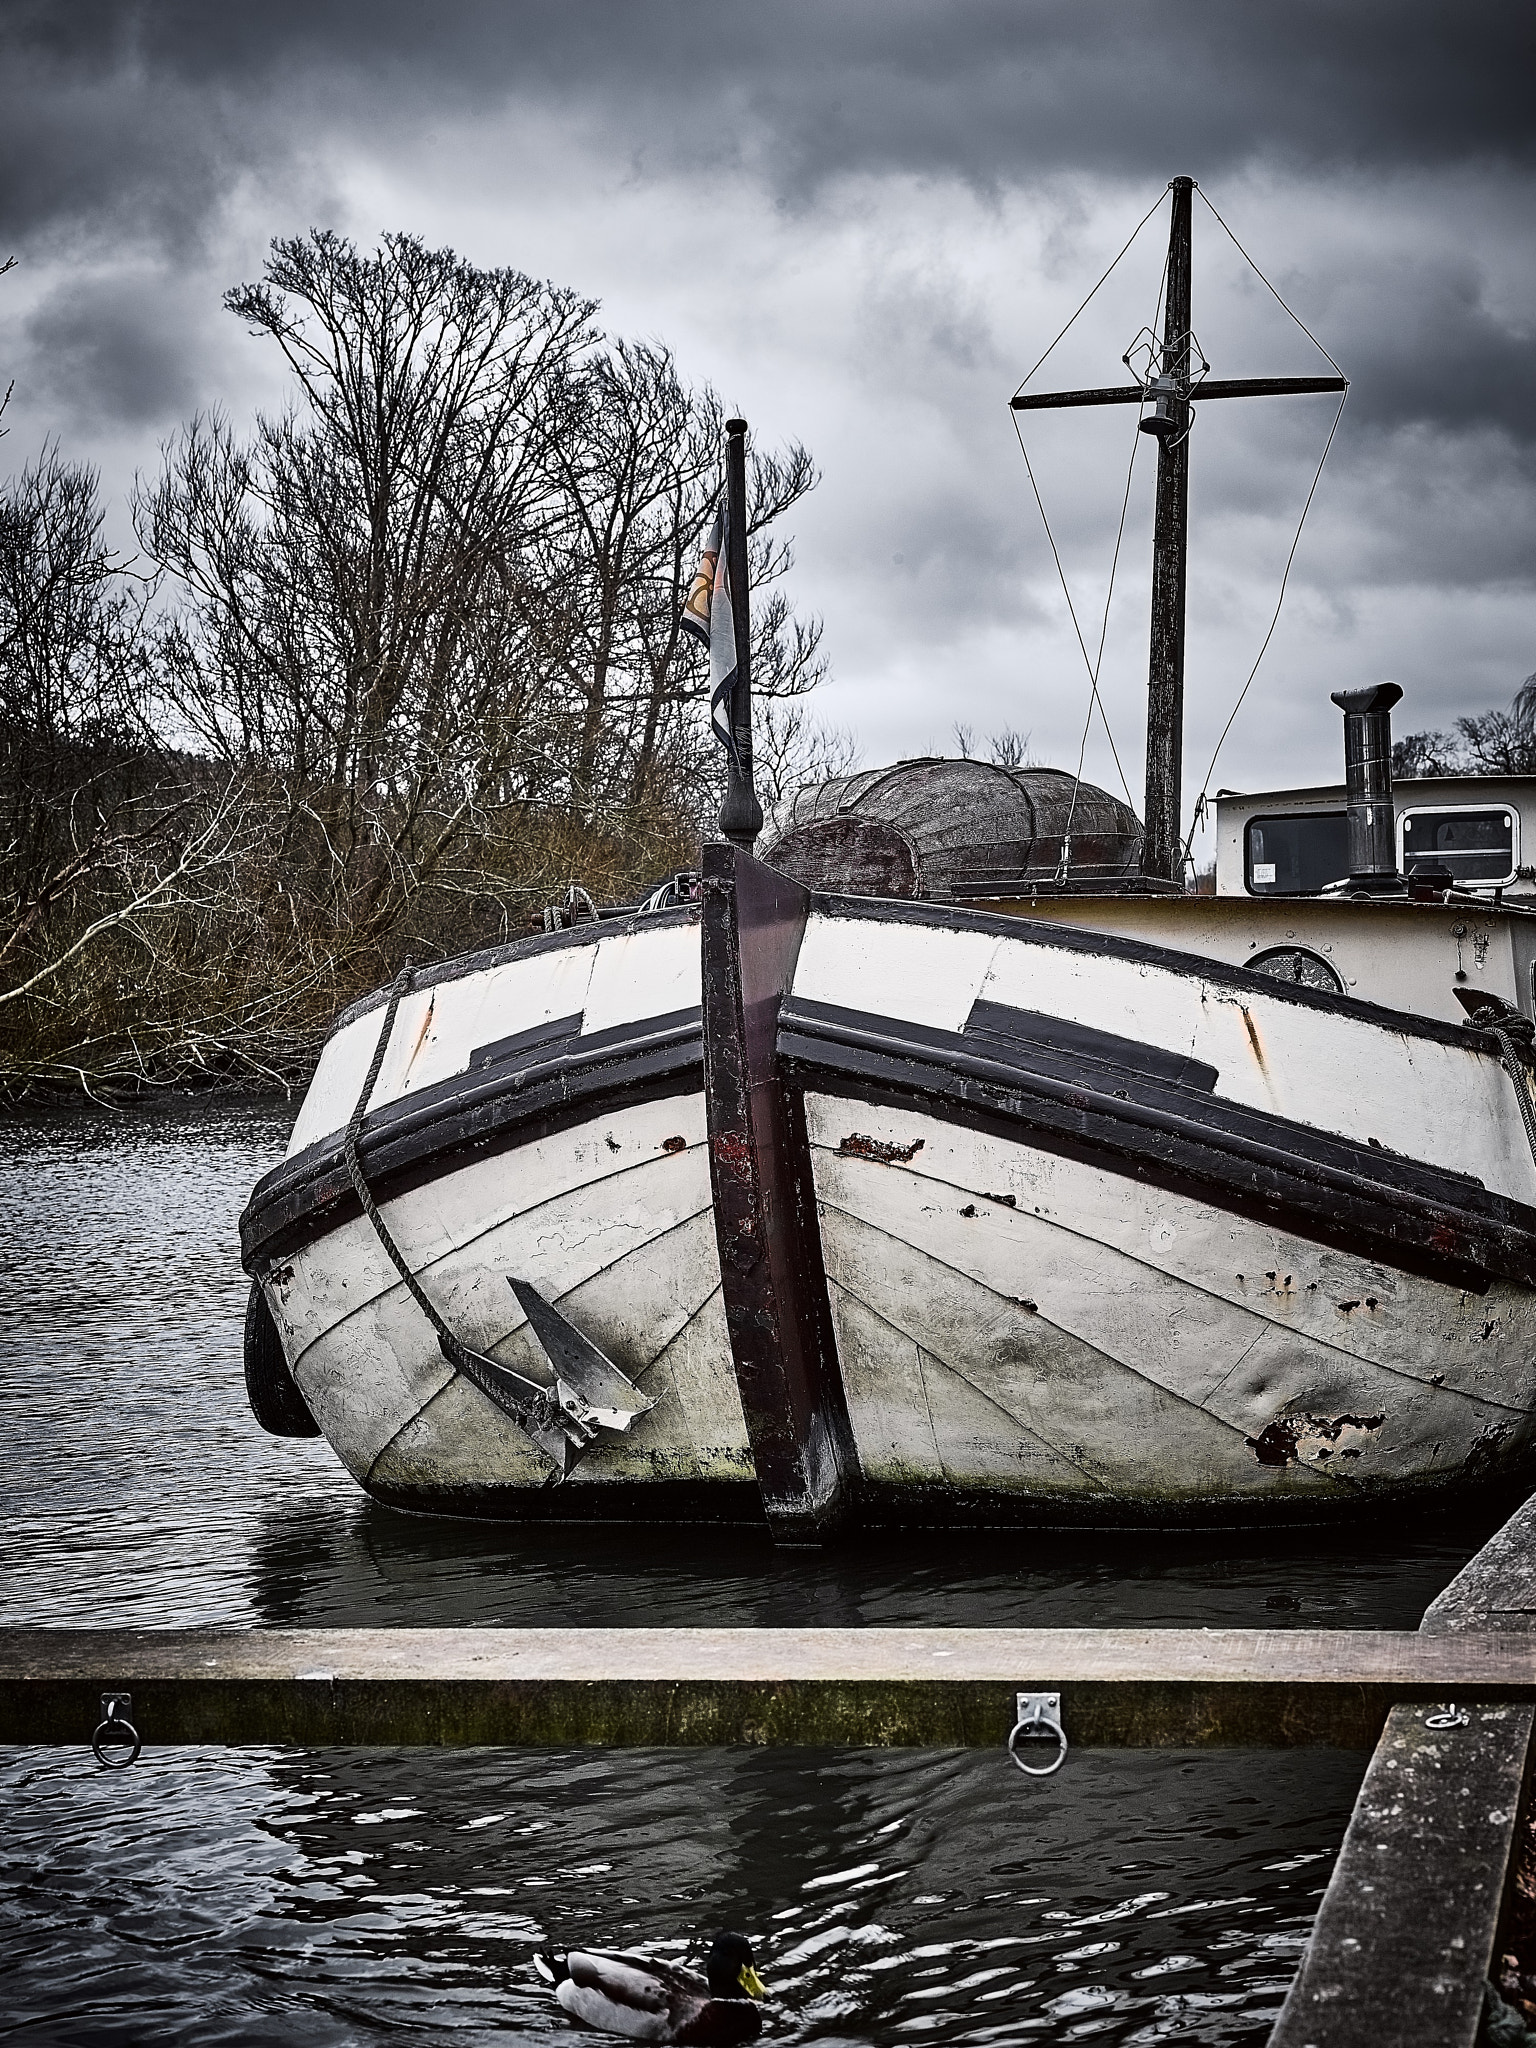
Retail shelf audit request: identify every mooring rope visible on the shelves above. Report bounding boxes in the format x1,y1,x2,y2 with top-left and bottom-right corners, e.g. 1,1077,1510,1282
341,964,549,1437
1470,1004,1536,1174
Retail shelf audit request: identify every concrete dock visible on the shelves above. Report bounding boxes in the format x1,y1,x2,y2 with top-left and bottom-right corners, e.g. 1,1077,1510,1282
5,1623,1536,1750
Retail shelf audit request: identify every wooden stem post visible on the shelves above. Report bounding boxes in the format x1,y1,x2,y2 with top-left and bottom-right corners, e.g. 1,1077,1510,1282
717,417,763,852
1143,175,1194,885
700,844,857,1543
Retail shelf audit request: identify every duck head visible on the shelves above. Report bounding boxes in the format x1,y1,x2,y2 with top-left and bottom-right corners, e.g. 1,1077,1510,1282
706,1932,765,2001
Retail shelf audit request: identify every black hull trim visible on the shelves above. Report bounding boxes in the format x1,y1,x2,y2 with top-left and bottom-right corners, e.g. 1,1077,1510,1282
780,998,1536,1296
241,1011,704,1272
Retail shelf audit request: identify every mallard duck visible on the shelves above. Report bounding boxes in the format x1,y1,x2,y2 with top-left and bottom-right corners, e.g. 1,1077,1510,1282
534,1931,765,2043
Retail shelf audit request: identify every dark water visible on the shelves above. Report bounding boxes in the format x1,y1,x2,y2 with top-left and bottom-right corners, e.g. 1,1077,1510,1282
0,1101,1497,2042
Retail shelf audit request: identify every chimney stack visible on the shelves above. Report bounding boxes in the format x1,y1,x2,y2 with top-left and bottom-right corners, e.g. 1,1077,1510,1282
1330,683,1404,892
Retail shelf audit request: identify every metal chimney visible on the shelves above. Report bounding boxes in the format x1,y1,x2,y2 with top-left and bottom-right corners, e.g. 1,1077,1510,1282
1330,683,1403,891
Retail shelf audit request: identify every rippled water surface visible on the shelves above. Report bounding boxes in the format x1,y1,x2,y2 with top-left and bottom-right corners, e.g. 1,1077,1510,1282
0,1100,1501,2042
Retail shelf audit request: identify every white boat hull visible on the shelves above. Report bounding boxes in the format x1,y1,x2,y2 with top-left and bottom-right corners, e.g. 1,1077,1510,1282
807,1093,1536,1521
241,868,1536,1527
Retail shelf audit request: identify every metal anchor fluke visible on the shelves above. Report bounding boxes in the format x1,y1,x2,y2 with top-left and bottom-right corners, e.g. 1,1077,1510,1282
507,1277,655,1476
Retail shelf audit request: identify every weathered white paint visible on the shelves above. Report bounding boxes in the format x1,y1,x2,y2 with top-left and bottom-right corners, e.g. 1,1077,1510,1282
264,1096,748,1489
263,895,1536,1520
284,919,701,1162
793,915,1001,1033
1004,893,1536,1033
364,1220,751,1499
804,1091,1536,1508
1212,774,1536,902
798,908,1536,1203
581,921,701,1034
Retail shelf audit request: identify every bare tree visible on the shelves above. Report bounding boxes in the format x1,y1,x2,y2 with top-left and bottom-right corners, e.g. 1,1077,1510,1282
139,231,596,947
1394,672,1536,780
516,341,825,826
1,233,837,1097
0,449,155,971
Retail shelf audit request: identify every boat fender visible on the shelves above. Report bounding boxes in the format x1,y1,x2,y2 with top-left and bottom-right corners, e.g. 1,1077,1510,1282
243,1277,321,1437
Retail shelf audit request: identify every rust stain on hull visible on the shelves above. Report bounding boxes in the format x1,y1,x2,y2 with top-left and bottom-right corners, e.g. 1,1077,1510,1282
1240,1007,1268,1073
839,1133,926,1165
1246,1412,1387,1467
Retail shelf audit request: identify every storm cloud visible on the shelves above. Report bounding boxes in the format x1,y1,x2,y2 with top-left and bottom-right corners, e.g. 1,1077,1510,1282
0,0,1531,831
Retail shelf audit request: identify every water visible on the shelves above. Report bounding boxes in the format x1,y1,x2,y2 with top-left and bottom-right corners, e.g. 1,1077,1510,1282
0,1101,1498,2042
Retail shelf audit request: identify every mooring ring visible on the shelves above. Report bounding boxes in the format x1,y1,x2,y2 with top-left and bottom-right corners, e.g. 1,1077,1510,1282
91,1703,142,1769
1007,1693,1069,1777
1424,1704,1471,1731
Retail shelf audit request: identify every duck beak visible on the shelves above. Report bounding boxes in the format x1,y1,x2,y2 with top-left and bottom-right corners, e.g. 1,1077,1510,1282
738,1965,766,2000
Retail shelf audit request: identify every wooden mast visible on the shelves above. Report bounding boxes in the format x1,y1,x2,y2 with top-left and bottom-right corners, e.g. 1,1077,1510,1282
1010,178,1347,889
1142,175,1193,884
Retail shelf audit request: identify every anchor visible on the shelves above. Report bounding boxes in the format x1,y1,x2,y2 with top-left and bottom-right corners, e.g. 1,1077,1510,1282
373,1270,654,1482
339,964,652,1479
500,1277,655,1477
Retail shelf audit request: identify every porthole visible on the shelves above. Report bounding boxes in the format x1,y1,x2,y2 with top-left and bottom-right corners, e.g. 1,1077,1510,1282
1246,945,1345,994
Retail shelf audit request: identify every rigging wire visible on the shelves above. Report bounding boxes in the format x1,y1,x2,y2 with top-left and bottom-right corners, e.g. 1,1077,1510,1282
1006,179,1350,880
1177,188,1351,869
1011,201,1172,836
1058,251,1167,846
1057,415,1147,859
1013,188,1169,398
1179,384,1348,869
1196,189,1347,379
1011,406,1137,810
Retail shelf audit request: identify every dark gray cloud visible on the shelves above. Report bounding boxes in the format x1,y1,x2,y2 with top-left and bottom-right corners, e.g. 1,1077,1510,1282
0,0,1528,796
19,269,210,426
2,1,1533,249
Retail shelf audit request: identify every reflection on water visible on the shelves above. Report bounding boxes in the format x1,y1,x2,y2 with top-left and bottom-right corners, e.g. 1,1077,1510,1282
0,1099,1495,2040
0,1741,1363,2045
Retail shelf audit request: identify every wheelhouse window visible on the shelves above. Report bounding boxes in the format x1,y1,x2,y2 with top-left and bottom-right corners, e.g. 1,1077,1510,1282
1244,812,1350,896
1399,806,1517,886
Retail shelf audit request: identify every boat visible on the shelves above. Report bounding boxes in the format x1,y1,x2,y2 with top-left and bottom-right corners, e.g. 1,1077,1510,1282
239,180,1536,1537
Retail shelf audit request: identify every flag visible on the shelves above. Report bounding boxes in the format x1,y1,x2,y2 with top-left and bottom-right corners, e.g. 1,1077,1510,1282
680,507,740,767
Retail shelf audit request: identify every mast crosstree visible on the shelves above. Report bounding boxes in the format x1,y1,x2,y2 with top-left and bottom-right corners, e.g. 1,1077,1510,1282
1010,176,1348,883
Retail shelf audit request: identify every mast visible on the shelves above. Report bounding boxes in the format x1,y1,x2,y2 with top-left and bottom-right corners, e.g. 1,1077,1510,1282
1142,175,1194,883
1010,179,1346,891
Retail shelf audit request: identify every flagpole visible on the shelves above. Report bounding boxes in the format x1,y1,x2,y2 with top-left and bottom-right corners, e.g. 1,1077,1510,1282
717,417,763,851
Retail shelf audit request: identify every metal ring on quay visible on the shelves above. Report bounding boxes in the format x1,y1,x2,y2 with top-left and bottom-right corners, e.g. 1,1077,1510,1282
1424,1704,1471,1731
91,1698,142,1769
1007,1692,1069,1777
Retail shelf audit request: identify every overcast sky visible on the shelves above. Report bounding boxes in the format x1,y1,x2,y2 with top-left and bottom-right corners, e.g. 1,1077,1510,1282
1,0,1532,853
